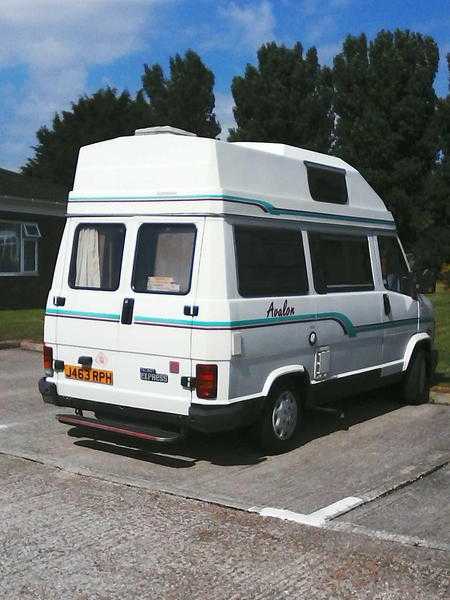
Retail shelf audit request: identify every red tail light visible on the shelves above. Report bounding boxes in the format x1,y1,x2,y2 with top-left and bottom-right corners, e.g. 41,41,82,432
43,344,53,370
196,364,218,399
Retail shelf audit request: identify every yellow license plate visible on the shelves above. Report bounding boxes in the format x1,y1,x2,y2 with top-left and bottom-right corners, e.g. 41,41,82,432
64,365,113,385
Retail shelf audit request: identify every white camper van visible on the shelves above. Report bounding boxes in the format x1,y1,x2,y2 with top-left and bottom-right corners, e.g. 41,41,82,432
39,126,437,451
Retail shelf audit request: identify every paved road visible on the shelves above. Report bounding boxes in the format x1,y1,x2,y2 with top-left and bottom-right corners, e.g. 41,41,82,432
0,348,449,597
1,453,449,599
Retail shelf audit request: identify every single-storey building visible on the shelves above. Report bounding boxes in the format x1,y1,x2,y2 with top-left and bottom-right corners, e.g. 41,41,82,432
0,168,67,308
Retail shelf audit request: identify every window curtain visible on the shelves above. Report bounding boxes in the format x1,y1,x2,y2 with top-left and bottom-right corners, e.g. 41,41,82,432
0,224,20,273
76,227,101,287
154,231,195,291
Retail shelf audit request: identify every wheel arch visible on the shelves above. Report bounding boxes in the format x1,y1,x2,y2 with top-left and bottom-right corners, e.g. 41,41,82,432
403,333,432,373
262,365,310,397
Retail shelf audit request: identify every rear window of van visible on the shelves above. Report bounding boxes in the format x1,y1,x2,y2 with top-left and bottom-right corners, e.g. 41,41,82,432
132,224,196,295
69,223,125,291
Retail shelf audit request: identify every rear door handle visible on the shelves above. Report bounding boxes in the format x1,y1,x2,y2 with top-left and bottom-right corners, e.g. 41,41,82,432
121,298,135,325
53,296,66,306
78,356,92,368
383,293,391,316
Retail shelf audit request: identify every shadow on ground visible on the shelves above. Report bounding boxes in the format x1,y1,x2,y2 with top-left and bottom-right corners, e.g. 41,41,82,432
66,386,404,469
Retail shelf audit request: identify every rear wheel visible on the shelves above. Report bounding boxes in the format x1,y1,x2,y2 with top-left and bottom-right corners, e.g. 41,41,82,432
401,349,430,405
257,381,302,453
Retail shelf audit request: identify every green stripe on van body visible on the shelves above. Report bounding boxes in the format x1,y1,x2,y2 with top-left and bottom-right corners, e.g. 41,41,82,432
68,193,395,228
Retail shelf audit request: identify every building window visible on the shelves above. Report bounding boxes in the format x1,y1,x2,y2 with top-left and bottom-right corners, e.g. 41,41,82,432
309,231,374,293
0,221,41,276
234,225,309,297
305,161,348,205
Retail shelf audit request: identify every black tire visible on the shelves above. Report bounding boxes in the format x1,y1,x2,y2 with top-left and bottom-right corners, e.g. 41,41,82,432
401,349,430,405
257,380,302,453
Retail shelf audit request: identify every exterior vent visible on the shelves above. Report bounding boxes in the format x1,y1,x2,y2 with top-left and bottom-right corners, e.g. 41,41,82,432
134,125,197,137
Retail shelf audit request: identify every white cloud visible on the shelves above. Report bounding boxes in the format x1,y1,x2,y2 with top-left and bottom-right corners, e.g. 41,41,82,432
220,1,276,51
297,0,349,65
306,15,334,43
0,0,168,170
196,1,276,53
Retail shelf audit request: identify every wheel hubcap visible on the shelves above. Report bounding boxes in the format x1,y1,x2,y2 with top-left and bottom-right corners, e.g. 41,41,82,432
272,391,298,440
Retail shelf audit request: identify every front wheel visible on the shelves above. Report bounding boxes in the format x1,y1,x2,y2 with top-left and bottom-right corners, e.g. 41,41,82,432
257,381,302,453
401,349,429,405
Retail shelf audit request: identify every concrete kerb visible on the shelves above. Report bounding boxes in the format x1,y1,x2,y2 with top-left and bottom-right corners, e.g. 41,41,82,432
0,340,20,350
19,340,42,352
430,390,450,406
0,340,42,352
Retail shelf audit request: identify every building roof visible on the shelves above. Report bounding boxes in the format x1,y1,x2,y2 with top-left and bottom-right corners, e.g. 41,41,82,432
69,130,394,229
0,168,68,217
0,168,68,202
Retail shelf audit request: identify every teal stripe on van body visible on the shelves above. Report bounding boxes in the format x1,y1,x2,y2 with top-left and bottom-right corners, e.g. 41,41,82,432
134,312,357,336
356,318,418,333
45,308,120,321
45,308,421,337
68,193,395,228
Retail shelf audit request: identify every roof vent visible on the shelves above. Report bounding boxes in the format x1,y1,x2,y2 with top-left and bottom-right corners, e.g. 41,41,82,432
134,125,197,137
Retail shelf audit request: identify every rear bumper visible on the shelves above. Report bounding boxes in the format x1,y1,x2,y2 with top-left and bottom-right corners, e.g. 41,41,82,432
39,378,59,405
188,398,264,433
38,377,264,434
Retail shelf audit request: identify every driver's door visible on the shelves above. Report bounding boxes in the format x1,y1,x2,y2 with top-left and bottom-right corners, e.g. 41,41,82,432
377,235,418,366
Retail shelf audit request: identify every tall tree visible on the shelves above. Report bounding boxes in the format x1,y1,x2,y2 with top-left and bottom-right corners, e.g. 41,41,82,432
229,42,334,153
22,88,151,189
333,30,439,248
415,53,450,271
142,50,221,138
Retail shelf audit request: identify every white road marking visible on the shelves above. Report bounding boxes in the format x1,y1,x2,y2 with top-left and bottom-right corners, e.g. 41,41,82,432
331,522,450,553
251,496,363,528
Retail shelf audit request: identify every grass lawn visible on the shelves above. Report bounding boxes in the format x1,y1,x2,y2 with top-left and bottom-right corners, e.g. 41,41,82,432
429,284,450,382
0,308,44,342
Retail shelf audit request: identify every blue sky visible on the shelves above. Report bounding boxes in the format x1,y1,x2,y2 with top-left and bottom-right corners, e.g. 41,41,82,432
0,0,449,171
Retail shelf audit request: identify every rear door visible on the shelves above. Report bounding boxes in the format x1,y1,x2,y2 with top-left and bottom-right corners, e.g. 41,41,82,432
115,217,204,416
54,218,126,404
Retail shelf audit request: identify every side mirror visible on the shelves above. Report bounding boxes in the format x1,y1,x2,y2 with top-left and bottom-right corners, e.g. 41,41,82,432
416,269,437,295
400,272,418,300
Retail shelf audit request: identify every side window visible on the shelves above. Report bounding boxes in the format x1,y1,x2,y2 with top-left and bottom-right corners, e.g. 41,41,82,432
234,225,308,297
132,224,196,295
69,224,125,291
309,232,374,293
305,162,348,205
377,236,410,295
